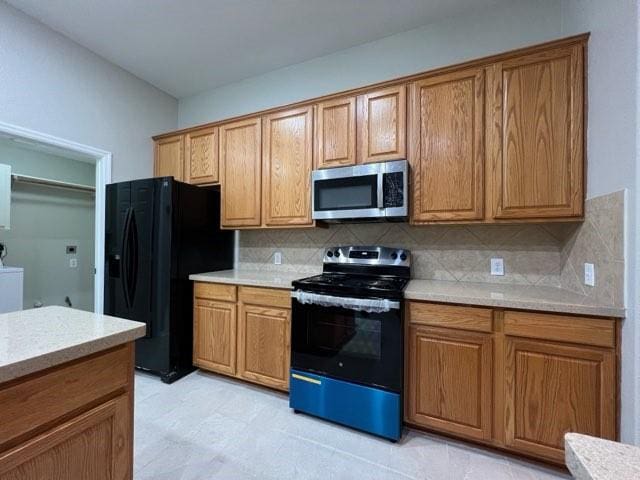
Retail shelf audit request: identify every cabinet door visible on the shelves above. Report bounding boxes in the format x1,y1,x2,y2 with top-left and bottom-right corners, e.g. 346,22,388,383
262,106,313,226
0,395,131,480
193,299,237,376
504,337,616,463
220,117,262,228
154,135,184,181
357,85,406,164
410,68,485,222
185,127,219,185
489,44,584,219
315,96,356,169
407,325,492,441
238,304,291,391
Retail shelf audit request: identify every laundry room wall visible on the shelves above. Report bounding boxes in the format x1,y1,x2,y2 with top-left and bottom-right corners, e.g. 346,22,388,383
0,139,95,310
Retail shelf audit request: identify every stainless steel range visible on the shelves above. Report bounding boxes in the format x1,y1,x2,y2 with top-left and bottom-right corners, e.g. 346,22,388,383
289,245,410,441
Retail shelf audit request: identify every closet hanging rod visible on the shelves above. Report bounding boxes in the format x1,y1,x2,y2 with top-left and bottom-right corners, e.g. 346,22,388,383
11,173,95,193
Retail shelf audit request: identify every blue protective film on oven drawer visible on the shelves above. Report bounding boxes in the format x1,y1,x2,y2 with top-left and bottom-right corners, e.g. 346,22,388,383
289,369,402,441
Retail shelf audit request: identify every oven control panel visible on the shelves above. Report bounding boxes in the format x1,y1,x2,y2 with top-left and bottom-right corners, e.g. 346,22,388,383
324,245,410,266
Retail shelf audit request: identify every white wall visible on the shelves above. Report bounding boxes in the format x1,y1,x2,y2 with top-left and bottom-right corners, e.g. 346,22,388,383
0,1,178,182
178,0,563,128
560,0,640,445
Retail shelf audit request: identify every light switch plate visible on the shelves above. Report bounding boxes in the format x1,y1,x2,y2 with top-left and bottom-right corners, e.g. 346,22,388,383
490,258,504,276
584,262,595,286
273,251,282,265
69,258,78,268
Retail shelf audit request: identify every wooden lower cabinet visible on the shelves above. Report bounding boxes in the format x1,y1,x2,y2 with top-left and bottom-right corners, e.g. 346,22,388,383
504,337,616,463
238,304,291,390
406,301,619,465
193,282,291,391
407,325,492,441
193,299,237,376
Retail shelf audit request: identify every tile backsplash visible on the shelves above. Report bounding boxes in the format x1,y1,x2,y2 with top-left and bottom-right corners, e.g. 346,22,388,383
239,191,625,309
559,190,625,308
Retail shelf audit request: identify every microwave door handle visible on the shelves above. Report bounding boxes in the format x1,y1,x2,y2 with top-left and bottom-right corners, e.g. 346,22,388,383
377,173,384,209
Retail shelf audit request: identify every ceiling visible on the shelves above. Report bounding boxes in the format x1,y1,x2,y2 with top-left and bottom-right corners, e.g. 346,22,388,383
7,0,510,98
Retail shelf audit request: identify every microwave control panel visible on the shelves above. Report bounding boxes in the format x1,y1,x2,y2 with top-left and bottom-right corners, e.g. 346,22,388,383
383,172,405,208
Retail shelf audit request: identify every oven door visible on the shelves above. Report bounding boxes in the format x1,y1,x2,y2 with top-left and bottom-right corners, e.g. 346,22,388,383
291,292,403,392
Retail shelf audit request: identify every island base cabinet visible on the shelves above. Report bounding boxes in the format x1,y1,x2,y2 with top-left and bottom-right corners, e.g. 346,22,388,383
504,337,616,463
0,344,134,480
0,395,131,480
407,325,493,441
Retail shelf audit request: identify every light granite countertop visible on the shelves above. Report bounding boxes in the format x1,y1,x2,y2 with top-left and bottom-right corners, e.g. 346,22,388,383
190,269,304,290
190,269,624,318
404,280,625,318
565,433,640,479
0,306,145,384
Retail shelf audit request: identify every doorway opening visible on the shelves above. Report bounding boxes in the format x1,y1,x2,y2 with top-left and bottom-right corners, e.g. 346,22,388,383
0,121,111,313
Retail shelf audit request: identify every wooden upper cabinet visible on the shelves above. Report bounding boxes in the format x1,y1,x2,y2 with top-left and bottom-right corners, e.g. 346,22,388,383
489,43,584,220
357,85,406,164
193,298,237,376
155,134,184,181
314,96,356,169
237,303,291,391
504,337,615,463
262,106,313,226
219,117,262,228
185,127,219,185
410,67,485,222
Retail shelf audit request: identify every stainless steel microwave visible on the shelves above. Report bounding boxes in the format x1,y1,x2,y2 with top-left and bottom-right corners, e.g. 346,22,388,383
311,160,408,222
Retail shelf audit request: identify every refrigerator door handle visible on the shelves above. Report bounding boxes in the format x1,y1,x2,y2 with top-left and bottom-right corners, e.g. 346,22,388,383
127,208,139,312
121,206,133,309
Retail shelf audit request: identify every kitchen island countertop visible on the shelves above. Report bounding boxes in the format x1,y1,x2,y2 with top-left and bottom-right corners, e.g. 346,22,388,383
0,305,145,383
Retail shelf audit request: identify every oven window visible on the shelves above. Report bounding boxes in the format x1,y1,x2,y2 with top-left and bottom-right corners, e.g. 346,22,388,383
314,175,377,211
311,313,381,361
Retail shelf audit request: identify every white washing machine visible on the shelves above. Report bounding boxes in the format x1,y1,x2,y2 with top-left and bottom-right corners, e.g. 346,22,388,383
0,267,23,313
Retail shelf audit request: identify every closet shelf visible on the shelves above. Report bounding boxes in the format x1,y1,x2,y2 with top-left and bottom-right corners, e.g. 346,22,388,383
11,173,95,193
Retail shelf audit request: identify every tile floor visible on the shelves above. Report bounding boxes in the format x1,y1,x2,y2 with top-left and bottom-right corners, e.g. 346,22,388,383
134,370,570,480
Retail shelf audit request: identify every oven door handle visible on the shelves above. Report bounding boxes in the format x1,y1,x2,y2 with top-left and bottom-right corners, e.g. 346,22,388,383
291,291,400,313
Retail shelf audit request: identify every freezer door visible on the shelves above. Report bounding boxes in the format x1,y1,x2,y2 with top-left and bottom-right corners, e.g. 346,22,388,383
104,182,131,317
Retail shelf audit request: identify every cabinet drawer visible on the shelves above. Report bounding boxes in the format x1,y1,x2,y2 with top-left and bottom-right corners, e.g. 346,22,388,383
408,302,493,333
194,282,237,302
0,344,131,450
239,286,291,309
503,311,615,348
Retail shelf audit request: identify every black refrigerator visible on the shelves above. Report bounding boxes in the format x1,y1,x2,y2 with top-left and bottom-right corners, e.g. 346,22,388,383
104,177,233,383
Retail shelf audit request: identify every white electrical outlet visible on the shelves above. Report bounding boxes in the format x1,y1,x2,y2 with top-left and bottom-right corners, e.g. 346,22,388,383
584,262,595,286
69,258,78,268
490,258,504,276
273,251,282,265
